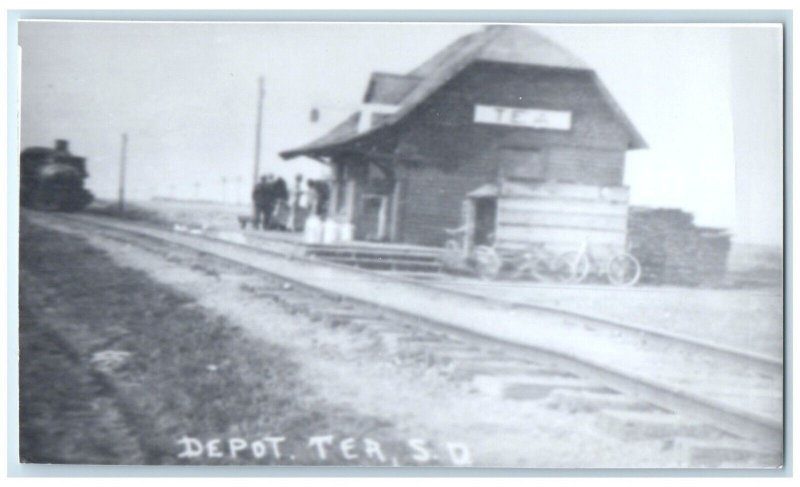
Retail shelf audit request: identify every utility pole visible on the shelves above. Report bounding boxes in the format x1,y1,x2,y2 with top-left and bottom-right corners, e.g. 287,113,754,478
252,76,265,186
118,133,128,212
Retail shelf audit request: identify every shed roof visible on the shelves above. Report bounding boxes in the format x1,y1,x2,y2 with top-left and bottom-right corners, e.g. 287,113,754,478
281,25,646,159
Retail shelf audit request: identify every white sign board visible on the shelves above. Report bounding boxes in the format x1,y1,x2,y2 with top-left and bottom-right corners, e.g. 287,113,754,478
474,105,572,131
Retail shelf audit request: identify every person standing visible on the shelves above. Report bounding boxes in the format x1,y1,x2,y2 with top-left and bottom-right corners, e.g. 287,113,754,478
251,174,273,230
287,174,305,232
261,174,277,230
315,180,331,217
270,176,290,230
306,179,320,217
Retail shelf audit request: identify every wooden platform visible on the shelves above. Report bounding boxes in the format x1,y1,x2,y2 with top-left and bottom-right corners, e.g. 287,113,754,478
218,229,444,273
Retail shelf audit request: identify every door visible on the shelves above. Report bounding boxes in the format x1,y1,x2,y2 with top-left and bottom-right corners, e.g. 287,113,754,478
358,194,389,241
472,197,497,246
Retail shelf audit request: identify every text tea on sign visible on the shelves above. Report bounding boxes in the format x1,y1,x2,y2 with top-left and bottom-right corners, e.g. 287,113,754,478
474,104,572,130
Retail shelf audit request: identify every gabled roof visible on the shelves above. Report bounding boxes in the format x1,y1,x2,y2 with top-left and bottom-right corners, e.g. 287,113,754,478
280,25,646,159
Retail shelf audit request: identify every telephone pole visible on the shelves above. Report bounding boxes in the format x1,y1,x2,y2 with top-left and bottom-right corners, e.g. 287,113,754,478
252,76,265,186
118,133,128,212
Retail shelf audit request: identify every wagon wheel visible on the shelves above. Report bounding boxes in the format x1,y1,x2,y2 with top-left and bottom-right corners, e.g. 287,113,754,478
473,246,502,280
555,251,590,284
606,253,642,286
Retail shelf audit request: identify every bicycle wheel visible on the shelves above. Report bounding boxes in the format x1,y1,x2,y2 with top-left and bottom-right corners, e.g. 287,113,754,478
606,253,642,286
527,255,556,282
474,246,502,280
556,251,590,283
509,252,534,280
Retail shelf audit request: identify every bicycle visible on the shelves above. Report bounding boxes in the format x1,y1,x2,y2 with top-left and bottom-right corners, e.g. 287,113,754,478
442,228,502,280
443,233,577,282
559,240,642,286
504,244,575,283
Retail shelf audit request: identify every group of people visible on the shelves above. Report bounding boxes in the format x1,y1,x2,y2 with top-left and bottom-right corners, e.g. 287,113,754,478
251,174,331,231
251,174,289,230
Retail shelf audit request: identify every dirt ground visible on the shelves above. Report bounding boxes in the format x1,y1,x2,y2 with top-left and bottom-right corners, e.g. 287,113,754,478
18,213,728,468
90,199,248,232
424,278,783,359
19,219,410,466
96,199,784,359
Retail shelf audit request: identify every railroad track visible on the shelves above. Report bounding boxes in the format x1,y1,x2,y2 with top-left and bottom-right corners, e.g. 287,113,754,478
29,211,784,459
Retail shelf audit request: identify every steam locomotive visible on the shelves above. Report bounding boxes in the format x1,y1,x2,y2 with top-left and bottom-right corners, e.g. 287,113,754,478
20,139,93,211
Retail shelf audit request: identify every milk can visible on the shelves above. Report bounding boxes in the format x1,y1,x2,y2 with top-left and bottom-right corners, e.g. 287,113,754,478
303,214,323,243
322,218,340,244
339,223,354,243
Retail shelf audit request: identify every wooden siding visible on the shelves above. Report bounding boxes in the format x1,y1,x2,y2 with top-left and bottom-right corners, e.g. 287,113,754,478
495,183,630,255
386,62,632,246
495,226,626,246
497,210,627,232
546,147,625,186
396,159,496,246
497,181,629,202
403,62,633,152
499,148,546,179
498,197,629,216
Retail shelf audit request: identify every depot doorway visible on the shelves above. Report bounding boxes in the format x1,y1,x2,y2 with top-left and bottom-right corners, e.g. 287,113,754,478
472,197,497,246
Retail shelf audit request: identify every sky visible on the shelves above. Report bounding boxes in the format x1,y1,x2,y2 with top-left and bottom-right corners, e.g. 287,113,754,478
17,22,783,244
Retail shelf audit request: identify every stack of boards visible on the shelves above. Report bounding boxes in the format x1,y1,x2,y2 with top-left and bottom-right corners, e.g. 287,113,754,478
628,207,731,286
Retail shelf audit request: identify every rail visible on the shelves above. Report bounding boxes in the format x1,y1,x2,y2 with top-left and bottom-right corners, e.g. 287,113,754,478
37,212,783,450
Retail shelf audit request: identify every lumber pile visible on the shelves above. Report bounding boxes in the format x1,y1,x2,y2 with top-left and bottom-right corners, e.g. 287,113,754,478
628,207,731,286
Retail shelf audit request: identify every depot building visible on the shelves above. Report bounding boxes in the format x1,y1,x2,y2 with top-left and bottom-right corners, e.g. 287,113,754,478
280,25,646,252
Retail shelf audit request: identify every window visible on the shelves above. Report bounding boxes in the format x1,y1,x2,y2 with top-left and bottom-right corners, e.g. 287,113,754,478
498,148,545,180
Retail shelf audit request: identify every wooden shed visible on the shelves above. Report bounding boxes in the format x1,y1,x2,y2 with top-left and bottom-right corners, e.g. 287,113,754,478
280,25,646,255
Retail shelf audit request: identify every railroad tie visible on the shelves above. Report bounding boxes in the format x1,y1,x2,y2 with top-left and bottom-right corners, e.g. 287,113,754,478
671,438,784,467
543,389,659,414
451,362,573,382
470,374,609,400
594,409,726,442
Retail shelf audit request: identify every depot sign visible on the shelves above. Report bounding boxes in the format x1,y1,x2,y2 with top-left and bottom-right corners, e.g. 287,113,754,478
474,104,572,131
